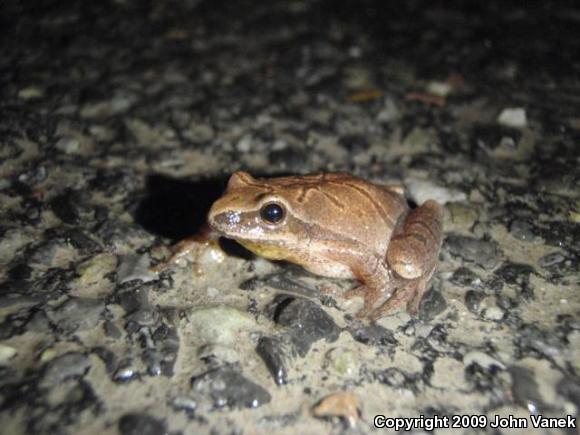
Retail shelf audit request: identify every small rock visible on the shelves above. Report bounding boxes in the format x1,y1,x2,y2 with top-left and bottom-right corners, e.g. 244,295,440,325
236,134,253,153
338,134,369,153
118,413,166,435
117,285,151,314
312,392,360,427
40,352,91,388
64,229,101,252
556,376,580,409
509,219,536,241
18,86,44,99
269,147,306,169
76,253,118,286
188,305,257,345
463,351,505,370
538,252,566,269
350,323,396,347
376,97,400,123
50,297,105,333
81,93,136,119
117,254,157,284
256,336,289,385
406,179,466,205
497,107,527,128
483,306,505,321
191,367,271,409
273,297,341,357
325,348,359,377
375,367,411,389
509,366,546,413
50,190,82,225
447,202,479,227
55,136,81,153
426,81,452,97
419,290,447,321
446,234,501,270
0,344,17,364
464,290,485,313
450,267,482,287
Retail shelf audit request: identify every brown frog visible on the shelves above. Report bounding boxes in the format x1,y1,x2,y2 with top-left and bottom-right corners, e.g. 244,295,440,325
157,171,444,319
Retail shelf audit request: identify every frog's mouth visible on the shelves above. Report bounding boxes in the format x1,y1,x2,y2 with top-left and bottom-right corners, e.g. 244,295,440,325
235,240,290,260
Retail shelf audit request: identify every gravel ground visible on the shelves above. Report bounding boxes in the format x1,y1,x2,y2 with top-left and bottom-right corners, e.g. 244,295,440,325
1,1,579,434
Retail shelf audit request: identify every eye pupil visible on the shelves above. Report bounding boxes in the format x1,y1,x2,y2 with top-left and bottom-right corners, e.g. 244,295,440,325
260,203,284,223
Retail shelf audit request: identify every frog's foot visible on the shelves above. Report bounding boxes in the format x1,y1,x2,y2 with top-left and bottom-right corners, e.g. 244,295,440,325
343,285,387,319
150,236,206,273
343,285,368,300
318,284,341,296
150,225,219,273
366,268,435,319
365,282,415,320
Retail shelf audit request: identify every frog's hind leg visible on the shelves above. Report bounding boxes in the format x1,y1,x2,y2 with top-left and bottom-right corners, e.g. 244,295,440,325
380,200,443,315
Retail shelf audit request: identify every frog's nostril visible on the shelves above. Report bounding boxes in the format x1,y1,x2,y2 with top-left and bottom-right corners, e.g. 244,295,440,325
211,211,241,229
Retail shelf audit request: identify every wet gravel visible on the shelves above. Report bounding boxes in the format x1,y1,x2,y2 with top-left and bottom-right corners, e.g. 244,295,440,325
1,0,579,433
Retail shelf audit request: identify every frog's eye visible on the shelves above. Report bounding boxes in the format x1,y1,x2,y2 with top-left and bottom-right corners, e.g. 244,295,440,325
260,202,285,224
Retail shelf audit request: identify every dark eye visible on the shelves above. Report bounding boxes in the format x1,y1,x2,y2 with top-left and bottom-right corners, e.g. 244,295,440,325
260,202,285,224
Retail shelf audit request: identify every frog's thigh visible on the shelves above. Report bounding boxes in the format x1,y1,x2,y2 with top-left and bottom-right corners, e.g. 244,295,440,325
386,200,443,280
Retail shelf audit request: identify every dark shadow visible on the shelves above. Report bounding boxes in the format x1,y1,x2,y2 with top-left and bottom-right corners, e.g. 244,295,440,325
134,174,228,241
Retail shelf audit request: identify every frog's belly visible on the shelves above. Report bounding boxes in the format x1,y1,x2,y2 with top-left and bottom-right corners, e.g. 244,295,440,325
301,258,355,279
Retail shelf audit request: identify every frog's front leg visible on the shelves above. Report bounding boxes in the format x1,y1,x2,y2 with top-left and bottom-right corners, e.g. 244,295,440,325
150,224,219,273
342,252,396,318
370,200,444,317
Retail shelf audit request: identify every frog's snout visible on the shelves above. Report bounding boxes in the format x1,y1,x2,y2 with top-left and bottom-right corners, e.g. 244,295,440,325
208,209,241,232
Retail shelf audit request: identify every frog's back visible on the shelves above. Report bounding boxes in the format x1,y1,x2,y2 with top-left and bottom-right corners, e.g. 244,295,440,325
278,173,408,252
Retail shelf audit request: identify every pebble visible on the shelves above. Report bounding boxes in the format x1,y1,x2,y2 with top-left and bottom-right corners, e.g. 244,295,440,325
463,351,505,370
40,352,91,388
188,305,257,345
325,348,359,377
419,290,447,321
55,136,81,153
191,367,271,409
273,296,341,357
50,297,105,333
50,190,81,224
450,267,482,287
464,290,486,313
256,336,289,385
350,323,396,347
76,253,118,286
497,107,527,128
116,254,157,284
118,413,166,435
483,306,505,321
376,97,400,123
446,235,501,270
538,252,566,268
509,366,545,413
17,86,44,99
406,179,467,205
312,391,360,427
509,219,536,241
446,202,479,227
0,344,17,364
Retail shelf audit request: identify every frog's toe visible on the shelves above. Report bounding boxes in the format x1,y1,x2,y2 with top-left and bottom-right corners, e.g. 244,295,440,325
343,285,368,300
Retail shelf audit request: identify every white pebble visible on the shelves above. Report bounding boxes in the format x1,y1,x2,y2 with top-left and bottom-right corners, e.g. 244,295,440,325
405,179,467,205
497,107,527,128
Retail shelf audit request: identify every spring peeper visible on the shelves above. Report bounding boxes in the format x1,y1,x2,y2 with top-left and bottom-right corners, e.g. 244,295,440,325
158,171,443,319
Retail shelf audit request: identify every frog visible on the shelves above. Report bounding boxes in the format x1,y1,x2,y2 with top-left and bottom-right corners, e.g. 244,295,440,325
155,171,444,319
207,171,444,319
